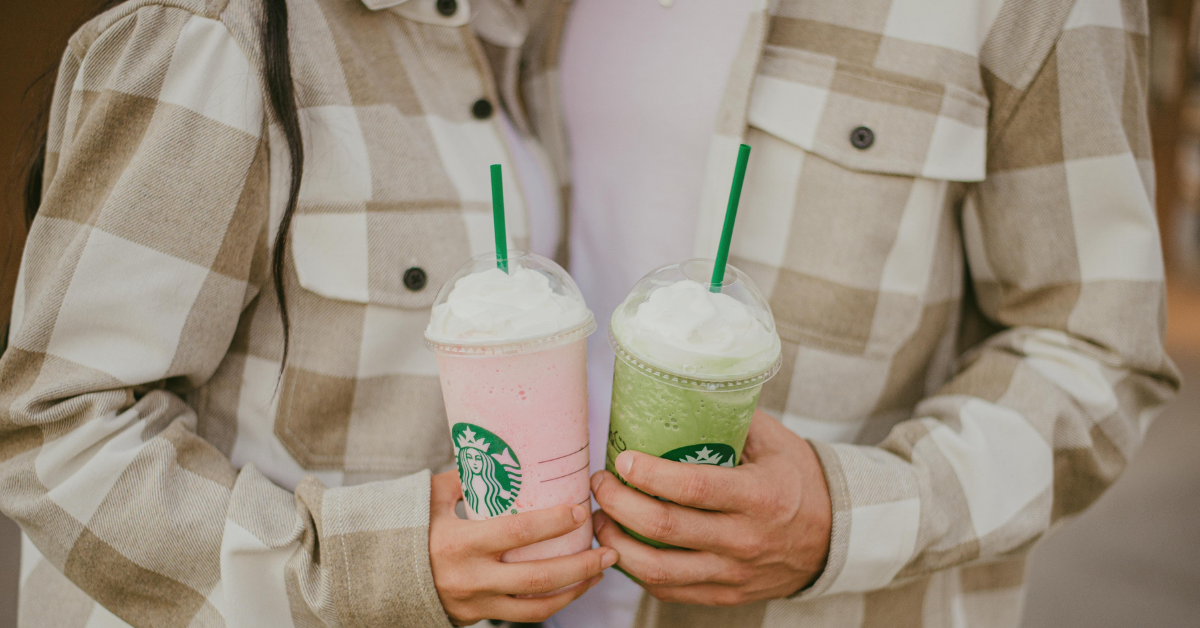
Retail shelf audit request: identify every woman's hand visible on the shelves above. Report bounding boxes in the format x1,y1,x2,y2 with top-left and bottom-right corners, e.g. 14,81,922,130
429,471,617,625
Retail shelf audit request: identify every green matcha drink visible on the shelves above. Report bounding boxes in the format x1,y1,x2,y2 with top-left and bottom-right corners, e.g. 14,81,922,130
606,259,782,548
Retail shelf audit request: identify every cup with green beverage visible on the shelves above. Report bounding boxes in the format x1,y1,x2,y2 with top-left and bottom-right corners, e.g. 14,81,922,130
602,143,782,548
604,257,782,547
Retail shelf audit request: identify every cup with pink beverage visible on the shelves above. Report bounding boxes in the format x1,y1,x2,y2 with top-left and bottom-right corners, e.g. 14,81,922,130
424,250,596,562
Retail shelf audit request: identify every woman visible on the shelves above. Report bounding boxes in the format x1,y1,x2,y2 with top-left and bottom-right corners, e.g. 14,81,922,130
0,0,614,626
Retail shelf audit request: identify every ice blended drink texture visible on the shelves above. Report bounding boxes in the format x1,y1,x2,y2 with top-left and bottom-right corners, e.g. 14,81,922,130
608,358,758,468
426,253,596,562
606,261,782,548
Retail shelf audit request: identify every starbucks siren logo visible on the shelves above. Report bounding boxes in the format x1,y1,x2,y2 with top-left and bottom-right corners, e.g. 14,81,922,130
452,423,523,517
661,443,737,467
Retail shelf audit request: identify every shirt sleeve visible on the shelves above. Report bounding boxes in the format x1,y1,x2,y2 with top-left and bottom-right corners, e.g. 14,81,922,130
796,0,1181,599
0,6,451,627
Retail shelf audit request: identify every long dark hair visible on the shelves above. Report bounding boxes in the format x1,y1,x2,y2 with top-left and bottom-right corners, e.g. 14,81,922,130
16,0,304,364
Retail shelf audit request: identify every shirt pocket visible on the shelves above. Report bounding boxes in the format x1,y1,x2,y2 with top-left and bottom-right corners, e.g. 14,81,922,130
276,209,476,474
291,209,487,310
736,45,987,358
749,45,988,181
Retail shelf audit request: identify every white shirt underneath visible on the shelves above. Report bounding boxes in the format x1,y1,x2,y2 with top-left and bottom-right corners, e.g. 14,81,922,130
551,2,755,627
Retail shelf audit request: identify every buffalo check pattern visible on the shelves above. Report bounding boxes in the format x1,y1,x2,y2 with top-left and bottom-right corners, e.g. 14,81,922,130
0,0,1181,627
1,0,570,625
641,1,1179,627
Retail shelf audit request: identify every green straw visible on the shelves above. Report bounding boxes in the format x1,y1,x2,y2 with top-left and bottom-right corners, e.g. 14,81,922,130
491,164,508,273
710,144,751,292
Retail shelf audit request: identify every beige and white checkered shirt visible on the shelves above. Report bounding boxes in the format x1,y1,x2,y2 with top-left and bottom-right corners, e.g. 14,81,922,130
0,0,1180,626
639,0,1180,627
3,0,569,625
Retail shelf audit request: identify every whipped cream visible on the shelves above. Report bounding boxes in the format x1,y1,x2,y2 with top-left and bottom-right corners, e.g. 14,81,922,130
613,280,780,378
426,267,590,343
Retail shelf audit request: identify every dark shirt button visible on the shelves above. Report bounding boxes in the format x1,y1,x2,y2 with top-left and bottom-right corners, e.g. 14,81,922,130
403,267,427,292
436,0,457,17
850,126,875,149
472,98,494,120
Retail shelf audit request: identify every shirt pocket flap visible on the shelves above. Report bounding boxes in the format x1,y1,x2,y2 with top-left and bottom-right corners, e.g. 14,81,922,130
747,46,989,182
291,209,479,309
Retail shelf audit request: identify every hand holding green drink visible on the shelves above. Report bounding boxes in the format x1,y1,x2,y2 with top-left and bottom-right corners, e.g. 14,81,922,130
603,145,782,546
590,145,832,603
604,257,782,548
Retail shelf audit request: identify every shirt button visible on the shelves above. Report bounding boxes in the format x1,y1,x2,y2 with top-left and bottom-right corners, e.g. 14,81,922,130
436,0,457,17
403,267,427,292
472,98,494,120
850,126,875,149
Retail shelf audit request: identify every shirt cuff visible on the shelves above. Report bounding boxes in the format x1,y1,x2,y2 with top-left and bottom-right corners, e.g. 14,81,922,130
315,470,454,627
791,441,922,600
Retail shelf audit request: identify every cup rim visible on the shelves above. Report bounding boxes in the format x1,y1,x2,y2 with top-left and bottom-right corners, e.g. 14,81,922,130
424,250,595,355
608,326,782,392
425,315,597,356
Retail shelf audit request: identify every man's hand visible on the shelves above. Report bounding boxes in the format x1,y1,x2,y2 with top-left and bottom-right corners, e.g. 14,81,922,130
429,471,618,625
591,410,831,606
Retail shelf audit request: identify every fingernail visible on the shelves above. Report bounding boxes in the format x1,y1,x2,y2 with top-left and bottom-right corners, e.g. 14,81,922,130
616,451,633,476
593,513,606,534
601,549,618,569
590,472,603,492
572,504,587,524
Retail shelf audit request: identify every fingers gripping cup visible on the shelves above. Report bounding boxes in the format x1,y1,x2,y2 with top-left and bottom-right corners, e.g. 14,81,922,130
425,251,596,562
607,259,782,548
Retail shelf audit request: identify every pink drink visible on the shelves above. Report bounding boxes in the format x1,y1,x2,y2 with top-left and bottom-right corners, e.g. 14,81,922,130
435,339,592,561
426,251,596,563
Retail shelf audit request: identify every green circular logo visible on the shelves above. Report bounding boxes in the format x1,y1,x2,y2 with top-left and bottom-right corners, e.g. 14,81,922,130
452,423,523,517
661,443,737,467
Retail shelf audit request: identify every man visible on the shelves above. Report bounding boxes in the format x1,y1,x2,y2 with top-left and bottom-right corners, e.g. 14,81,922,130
557,0,1180,627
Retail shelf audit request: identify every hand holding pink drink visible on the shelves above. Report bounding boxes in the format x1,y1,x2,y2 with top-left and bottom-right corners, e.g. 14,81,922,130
424,165,597,563
425,252,596,561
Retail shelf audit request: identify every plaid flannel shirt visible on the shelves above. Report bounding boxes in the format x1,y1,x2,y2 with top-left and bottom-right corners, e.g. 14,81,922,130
639,0,1180,627
2,0,569,625
0,0,1180,627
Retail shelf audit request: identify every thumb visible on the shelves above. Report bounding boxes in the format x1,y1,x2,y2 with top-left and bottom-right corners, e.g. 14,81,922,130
430,470,463,518
741,409,784,463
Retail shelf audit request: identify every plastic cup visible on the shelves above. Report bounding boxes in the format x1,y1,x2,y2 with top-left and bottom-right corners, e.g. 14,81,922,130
425,252,596,562
606,259,781,548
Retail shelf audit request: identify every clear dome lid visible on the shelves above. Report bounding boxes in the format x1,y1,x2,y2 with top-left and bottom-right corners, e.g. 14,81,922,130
610,259,782,390
424,251,596,356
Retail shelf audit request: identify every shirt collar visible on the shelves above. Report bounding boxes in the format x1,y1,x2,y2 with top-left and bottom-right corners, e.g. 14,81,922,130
360,0,472,27
359,0,528,49
471,0,527,48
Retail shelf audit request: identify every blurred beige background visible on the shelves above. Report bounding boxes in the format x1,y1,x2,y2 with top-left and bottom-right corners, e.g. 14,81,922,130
1,1,1199,627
